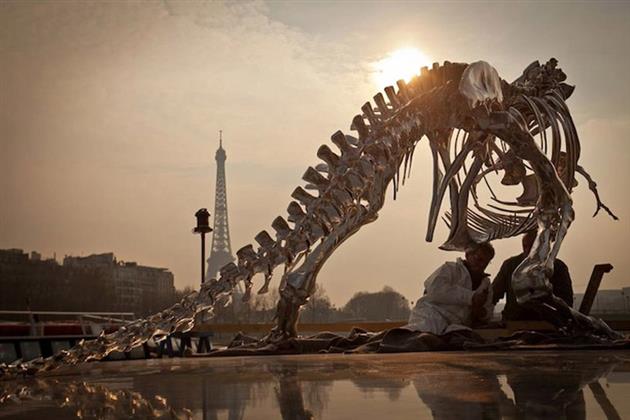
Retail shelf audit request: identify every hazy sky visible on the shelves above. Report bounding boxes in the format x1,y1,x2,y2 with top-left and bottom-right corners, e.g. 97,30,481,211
2,1,629,306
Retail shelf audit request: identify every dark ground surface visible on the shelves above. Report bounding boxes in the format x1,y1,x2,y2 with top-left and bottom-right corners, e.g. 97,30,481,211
1,349,630,419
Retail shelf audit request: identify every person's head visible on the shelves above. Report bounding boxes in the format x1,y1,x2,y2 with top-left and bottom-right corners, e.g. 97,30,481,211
464,242,495,274
522,231,537,255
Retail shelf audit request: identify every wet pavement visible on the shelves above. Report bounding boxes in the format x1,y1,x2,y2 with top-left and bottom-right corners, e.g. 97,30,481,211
1,350,630,419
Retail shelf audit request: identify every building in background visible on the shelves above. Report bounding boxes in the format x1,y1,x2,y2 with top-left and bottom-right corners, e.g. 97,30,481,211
206,130,235,281
0,249,175,316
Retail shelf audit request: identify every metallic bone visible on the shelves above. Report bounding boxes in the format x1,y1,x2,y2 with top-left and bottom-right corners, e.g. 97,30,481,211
302,166,329,191
291,186,317,209
317,144,341,170
271,216,292,240
458,61,504,109
331,130,358,158
287,201,307,223
350,115,370,140
255,230,276,249
361,102,380,126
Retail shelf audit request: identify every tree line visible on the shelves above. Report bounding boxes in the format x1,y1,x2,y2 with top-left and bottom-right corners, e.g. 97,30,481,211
206,284,411,324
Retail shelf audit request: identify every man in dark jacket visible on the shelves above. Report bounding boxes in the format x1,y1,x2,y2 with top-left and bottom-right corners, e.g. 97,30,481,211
492,231,574,321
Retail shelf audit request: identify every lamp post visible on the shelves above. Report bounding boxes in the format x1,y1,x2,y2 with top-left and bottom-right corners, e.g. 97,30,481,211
193,208,212,284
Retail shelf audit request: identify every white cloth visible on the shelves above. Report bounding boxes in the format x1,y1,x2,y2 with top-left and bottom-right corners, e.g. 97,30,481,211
405,258,494,334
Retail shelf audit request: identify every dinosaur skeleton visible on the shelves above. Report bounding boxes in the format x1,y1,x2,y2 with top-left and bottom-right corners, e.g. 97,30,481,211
0,58,621,379
234,58,619,341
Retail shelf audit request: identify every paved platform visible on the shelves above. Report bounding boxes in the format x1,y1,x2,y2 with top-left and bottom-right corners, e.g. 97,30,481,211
2,350,630,419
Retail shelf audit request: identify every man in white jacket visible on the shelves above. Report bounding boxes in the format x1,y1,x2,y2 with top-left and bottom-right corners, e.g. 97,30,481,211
406,242,495,334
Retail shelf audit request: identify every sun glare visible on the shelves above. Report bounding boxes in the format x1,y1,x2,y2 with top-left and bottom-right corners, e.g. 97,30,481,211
372,47,432,90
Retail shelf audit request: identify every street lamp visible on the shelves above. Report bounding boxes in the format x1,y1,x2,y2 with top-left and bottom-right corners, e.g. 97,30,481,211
193,208,212,284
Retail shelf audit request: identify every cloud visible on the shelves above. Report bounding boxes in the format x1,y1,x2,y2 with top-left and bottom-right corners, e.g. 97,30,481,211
0,1,377,299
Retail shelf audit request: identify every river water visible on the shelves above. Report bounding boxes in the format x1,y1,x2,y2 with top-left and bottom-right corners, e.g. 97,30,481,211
1,350,629,419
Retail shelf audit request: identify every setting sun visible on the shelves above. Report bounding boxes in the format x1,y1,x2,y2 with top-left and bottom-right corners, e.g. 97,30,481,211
372,47,432,89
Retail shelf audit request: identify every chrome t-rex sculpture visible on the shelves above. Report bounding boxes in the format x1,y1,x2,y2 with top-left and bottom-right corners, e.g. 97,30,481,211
0,58,620,378
223,58,619,341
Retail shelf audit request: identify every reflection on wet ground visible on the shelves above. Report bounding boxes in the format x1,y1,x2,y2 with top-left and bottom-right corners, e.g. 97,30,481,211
1,350,629,419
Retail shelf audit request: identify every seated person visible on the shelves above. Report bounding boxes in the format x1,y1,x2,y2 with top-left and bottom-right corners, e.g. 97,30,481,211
406,242,495,334
492,231,574,321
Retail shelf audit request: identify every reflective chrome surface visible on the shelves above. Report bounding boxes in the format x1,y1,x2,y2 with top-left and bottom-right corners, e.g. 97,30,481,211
2,350,629,419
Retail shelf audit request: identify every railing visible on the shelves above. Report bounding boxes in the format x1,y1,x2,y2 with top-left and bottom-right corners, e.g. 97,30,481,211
0,310,138,364
0,310,135,337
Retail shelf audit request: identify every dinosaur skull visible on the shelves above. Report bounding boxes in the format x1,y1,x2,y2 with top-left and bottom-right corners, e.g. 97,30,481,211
458,61,503,109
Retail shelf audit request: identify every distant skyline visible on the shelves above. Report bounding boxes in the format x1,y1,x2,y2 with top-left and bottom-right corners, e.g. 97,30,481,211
2,1,629,306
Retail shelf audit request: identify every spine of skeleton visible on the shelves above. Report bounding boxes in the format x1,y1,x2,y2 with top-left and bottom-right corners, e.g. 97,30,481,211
207,63,468,339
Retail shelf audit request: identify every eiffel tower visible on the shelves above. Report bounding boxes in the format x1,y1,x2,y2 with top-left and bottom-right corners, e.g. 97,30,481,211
206,130,235,281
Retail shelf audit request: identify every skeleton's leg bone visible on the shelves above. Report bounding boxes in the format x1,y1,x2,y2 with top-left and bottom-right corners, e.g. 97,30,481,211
486,112,619,338
486,112,572,302
267,158,396,340
267,206,375,341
